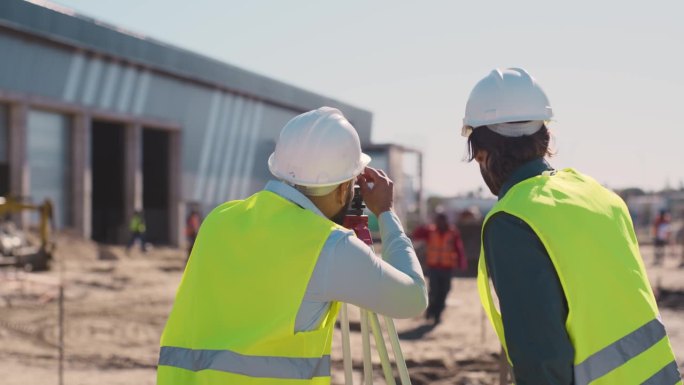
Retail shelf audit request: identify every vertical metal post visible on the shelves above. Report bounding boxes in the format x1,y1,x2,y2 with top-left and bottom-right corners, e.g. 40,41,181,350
416,151,426,223
480,303,486,344
58,284,64,385
58,246,65,385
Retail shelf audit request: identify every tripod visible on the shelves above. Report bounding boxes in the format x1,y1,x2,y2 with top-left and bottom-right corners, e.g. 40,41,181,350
341,187,411,385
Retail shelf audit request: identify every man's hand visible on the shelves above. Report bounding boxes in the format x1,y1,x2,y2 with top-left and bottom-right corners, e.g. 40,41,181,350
357,167,394,217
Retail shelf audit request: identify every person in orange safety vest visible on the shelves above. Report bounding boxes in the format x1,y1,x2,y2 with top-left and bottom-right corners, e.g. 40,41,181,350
412,213,467,324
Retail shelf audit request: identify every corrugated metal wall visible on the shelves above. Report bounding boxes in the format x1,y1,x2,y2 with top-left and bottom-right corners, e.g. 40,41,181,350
0,30,318,211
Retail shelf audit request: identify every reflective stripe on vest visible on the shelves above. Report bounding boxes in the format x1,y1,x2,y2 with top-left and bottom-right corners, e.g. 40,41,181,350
641,361,681,385
159,346,330,379
574,318,667,385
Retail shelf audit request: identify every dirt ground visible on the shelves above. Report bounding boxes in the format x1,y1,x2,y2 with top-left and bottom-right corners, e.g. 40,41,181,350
1,234,683,385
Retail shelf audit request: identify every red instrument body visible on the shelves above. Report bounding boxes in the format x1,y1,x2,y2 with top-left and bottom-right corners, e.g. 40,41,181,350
343,215,374,246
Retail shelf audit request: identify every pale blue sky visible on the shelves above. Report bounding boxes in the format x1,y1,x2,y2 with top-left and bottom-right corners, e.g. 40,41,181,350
48,0,683,196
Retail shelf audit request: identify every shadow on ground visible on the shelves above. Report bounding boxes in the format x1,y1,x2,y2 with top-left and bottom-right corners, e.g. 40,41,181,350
398,323,437,340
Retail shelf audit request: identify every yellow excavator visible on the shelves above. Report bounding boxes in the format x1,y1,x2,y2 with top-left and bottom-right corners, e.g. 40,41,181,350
0,196,55,271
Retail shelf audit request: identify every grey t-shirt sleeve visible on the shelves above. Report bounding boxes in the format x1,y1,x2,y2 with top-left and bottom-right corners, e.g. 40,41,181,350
308,211,427,319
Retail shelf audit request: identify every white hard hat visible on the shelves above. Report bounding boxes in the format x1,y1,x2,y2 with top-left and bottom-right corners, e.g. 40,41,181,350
462,68,553,137
268,107,371,187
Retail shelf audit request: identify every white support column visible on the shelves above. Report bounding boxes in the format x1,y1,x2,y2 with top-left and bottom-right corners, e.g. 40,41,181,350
8,102,28,227
168,130,182,247
72,113,92,238
124,123,143,242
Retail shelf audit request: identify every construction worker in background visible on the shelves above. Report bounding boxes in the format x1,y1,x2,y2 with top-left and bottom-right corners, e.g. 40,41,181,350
412,213,467,325
157,107,427,385
462,68,681,384
456,206,483,276
126,210,147,254
185,208,202,259
653,209,671,266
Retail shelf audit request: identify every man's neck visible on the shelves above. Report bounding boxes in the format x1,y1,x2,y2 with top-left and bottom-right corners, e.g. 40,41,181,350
498,158,553,200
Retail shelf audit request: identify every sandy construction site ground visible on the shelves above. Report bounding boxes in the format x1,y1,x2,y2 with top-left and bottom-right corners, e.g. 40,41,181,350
1,234,683,385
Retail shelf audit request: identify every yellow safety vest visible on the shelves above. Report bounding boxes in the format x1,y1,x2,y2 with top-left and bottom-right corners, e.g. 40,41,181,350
157,190,342,385
478,169,682,385
130,215,146,233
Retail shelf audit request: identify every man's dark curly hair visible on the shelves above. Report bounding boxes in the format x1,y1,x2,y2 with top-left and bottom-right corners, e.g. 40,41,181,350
466,124,553,194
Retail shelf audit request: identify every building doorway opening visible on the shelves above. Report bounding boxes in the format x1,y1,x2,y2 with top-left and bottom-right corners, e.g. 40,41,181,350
143,128,170,244
91,121,125,243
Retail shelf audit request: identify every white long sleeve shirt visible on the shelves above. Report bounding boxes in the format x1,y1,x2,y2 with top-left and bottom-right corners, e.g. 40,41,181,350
263,181,428,331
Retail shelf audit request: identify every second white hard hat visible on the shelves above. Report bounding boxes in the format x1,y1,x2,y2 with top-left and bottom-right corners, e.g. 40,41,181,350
268,107,371,187
462,68,553,137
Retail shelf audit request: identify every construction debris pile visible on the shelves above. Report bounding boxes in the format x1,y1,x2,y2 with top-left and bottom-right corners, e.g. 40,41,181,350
0,219,46,263
0,197,54,271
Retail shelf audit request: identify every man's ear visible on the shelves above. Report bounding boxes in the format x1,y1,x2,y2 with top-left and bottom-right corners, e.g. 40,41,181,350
337,181,351,205
475,150,487,165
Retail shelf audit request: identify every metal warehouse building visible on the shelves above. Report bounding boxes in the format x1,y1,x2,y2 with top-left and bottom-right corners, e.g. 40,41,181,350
0,0,422,246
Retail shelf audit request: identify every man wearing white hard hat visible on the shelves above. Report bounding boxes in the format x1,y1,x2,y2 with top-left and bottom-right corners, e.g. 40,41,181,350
157,107,427,385
464,68,680,384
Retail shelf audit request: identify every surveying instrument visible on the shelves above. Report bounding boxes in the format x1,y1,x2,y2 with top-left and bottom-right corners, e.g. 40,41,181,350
340,186,411,385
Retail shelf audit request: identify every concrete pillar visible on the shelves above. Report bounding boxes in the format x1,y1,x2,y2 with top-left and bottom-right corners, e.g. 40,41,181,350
8,103,28,199
168,130,182,247
72,113,92,238
8,103,28,227
124,123,143,243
